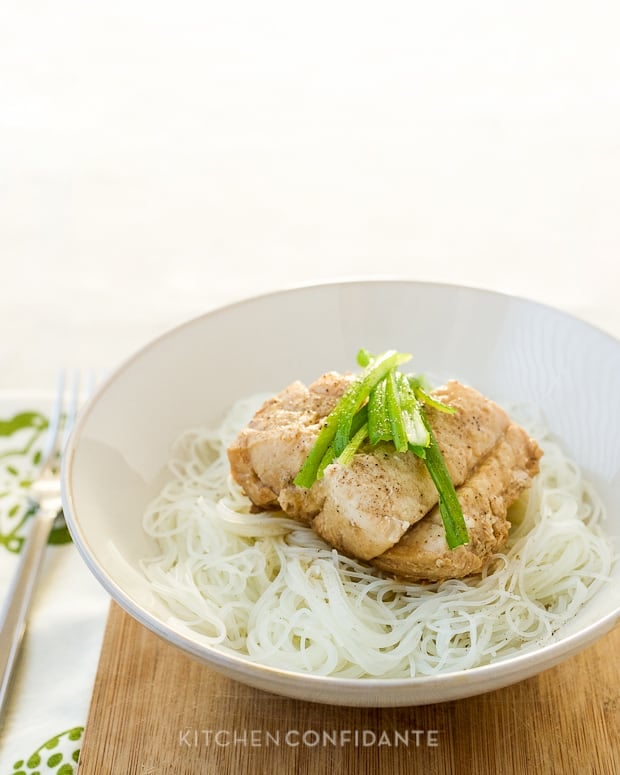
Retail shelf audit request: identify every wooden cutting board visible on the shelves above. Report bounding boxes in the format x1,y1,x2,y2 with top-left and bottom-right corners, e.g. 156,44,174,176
78,602,619,775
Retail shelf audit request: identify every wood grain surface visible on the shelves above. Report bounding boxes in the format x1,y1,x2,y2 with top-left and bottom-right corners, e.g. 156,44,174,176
78,602,619,775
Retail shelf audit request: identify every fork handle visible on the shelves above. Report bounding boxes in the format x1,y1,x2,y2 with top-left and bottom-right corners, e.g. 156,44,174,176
0,507,57,718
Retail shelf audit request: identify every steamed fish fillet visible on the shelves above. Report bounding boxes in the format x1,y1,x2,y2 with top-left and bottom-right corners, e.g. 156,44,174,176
371,423,542,580
227,372,349,513
227,373,542,580
300,380,515,560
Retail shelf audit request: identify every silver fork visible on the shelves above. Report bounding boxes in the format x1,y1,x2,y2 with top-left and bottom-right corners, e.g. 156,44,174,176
0,371,91,718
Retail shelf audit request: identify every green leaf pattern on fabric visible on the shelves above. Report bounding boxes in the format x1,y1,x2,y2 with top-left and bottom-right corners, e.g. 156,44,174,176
1,406,85,772
0,410,71,552
8,727,83,775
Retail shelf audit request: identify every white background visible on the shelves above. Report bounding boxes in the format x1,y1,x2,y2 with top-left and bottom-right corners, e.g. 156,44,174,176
1,1,618,380
0,1,619,764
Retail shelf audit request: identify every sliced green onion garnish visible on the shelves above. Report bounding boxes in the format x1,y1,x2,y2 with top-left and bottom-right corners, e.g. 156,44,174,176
421,421,469,549
396,372,430,447
356,348,372,368
294,348,469,549
332,350,411,456
337,422,369,467
385,368,409,453
316,405,368,480
409,376,457,415
294,356,395,488
368,378,391,445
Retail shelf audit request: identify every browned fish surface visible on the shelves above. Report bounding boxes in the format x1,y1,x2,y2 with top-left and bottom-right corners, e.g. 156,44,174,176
227,372,351,513
227,374,543,580
371,423,542,580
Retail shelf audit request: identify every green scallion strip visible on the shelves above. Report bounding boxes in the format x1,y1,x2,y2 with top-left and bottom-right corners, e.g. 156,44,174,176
367,378,391,445
385,368,409,453
356,348,372,368
337,422,369,467
316,441,337,480
294,352,400,489
316,405,368,479
396,372,430,447
421,418,469,548
409,377,457,415
331,350,411,457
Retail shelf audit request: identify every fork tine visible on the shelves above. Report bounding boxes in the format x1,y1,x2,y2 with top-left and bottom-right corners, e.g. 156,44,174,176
61,369,99,451
61,370,81,451
83,369,97,403
38,371,66,473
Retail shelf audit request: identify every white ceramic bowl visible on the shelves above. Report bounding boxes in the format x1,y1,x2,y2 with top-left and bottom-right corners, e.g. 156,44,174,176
62,280,620,706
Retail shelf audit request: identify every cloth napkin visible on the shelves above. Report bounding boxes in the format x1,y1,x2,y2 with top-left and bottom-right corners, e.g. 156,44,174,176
0,395,109,773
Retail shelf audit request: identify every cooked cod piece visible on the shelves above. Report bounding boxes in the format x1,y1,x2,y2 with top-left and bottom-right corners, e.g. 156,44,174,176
227,372,349,513
301,380,516,560
371,423,542,580
227,373,542,580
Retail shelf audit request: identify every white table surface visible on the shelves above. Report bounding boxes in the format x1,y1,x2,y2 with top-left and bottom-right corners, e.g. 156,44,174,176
1,1,619,770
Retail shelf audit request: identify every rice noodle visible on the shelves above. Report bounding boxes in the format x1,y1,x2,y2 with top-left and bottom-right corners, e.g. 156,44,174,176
141,395,614,678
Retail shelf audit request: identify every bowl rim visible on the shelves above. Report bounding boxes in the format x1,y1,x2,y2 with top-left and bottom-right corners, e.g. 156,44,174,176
61,277,620,692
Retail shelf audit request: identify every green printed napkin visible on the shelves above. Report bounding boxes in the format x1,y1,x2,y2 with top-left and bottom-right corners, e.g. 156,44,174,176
0,396,109,772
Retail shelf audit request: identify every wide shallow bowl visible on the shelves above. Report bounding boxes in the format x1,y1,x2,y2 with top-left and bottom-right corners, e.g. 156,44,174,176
62,280,620,706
